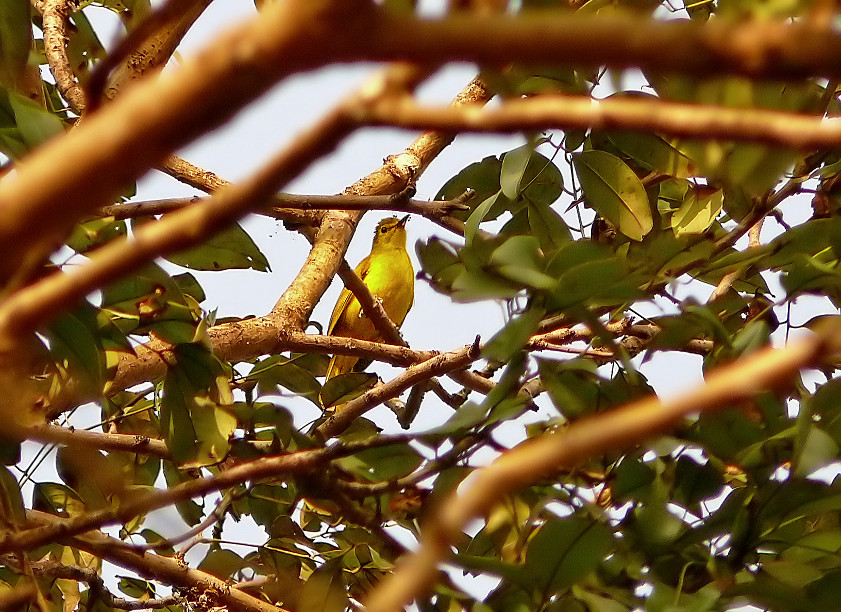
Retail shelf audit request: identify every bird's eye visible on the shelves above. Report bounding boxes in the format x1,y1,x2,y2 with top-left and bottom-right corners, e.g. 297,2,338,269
380,226,388,234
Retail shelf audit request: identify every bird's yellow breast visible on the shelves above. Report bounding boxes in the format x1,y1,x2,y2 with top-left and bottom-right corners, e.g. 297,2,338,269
325,216,415,382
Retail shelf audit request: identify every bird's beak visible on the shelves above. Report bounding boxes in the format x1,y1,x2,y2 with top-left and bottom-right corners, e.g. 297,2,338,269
398,214,410,227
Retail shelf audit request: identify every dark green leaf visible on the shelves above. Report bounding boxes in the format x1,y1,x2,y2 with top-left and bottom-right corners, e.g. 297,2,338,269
607,128,695,178
0,466,25,525
336,444,423,482
162,462,203,526
319,372,378,409
198,548,244,579
7,90,64,149
524,517,614,591
483,305,546,362
0,0,32,90
671,186,724,235
299,559,348,612
435,155,505,221
165,222,270,271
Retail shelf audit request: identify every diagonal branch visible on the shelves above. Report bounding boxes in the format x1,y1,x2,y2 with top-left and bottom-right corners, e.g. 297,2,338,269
363,333,833,612
26,511,280,612
0,103,356,351
314,339,481,440
0,0,369,286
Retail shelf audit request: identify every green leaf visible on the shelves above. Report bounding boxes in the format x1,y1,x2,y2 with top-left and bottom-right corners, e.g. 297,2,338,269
423,402,489,436
160,370,201,465
500,144,564,204
550,258,642,310
165,222,270,271
160,344,233,467
336,444,423,482
66,217,128,254
0,466,25,525
500,144,533,200
671,186,724,235
198,548,244,579
249,355,322,405
415,237,465,294
573,150,652,241
451,267,522,301
117,577,155,599
527,203,571,254
793,426,839,477
539,358,600,419
524,517,614,591
489,235,554,290
0,0,32,90
190,400,237,469
607,128,695,178
46,304,108,394
483,305,546,362
32,482,86,517
163,462,203,526
464,191,501,246
435,155,505,221
299,559,348,612
319,372,378,409
7,90,64,149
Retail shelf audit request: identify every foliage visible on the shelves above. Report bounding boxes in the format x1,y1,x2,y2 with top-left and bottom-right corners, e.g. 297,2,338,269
3,0,841,611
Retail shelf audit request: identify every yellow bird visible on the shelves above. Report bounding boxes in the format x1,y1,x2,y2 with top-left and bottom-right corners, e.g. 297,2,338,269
326,215,414,381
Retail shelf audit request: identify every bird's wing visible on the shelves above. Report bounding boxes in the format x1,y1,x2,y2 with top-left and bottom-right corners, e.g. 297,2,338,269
328,256,371,335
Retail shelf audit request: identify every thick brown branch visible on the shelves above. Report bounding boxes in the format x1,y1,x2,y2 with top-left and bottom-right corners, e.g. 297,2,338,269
34,0,87,112
92,0,214,107
363,93,841,149
27,423,170,458
0,0,369,286
365,12,841,79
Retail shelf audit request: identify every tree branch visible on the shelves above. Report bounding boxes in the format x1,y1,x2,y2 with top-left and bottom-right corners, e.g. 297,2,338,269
97,192,469,224
314,339,482,440
26,423,170,458
0,0,367,286
24,559,181,610
33,0,87,112
365,11,841,79
0,434,411,554
25,511,281,612
0,102,356,350
362,92,841,149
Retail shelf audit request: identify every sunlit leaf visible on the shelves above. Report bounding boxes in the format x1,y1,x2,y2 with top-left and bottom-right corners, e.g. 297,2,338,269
573,150,653,240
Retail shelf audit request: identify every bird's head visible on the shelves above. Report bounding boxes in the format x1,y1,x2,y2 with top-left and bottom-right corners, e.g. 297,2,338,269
371,215,409,251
